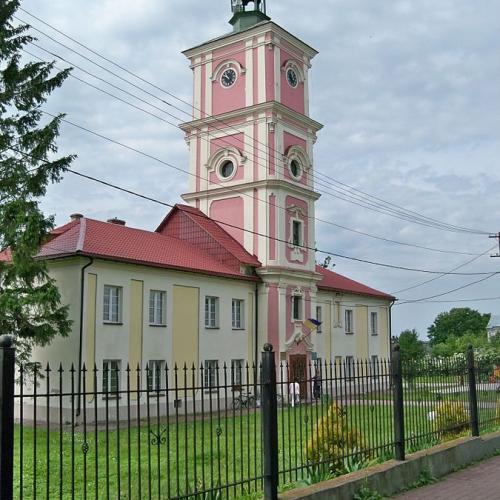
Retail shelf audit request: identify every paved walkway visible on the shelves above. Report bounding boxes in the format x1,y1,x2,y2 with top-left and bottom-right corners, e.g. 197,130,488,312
395,455,500,499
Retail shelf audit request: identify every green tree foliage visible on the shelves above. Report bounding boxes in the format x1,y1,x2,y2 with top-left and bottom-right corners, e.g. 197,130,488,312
427,308,490,346
432,332,489,358
398,329,425,363
0,0,74,364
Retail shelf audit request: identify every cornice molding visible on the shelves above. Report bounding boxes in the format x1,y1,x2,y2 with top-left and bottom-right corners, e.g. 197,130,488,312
180,101,323,134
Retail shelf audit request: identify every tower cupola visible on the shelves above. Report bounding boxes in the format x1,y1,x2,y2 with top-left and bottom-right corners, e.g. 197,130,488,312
229,0,270,32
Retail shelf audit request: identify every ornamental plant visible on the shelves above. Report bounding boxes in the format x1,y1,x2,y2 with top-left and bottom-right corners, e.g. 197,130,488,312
305,403,365,474
433,401,469,440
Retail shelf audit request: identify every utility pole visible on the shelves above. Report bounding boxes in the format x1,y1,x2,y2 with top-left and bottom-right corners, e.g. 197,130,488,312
490,232,500,258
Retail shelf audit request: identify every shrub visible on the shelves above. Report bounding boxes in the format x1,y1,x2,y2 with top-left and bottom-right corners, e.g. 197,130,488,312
305,403,365,473
434,401,469,440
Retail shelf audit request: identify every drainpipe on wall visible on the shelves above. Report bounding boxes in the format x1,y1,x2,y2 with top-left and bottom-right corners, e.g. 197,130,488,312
77,256,94,417
389,299,396,358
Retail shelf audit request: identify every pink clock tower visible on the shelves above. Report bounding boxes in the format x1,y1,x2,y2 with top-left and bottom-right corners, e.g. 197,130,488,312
181,0,324,362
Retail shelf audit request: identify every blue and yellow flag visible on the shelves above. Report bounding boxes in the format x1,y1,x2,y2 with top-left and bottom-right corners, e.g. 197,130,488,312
303,318,322,332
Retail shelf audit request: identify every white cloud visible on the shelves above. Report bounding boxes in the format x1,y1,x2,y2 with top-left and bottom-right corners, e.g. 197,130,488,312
19,0,500,339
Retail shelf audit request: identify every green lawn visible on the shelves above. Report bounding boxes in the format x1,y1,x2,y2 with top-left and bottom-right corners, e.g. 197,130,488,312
13,401,500,499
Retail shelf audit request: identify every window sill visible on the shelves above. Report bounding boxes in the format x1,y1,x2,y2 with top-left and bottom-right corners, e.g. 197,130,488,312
205,327,220,330
103,322,123,326
147,392,165,398
204,389,219,394
345,332,354,335
149,324,167,328
102,395,122,400
371,333,378,336
232,328,245,331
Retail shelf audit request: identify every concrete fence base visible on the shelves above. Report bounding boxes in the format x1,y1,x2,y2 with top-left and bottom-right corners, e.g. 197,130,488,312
280,431,500,499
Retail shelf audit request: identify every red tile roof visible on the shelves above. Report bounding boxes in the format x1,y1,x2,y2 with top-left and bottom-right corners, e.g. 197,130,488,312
36,216,259,281
316,265,395,300
156,205,260,267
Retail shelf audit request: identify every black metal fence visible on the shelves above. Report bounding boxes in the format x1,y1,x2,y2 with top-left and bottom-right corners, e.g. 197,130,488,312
0,339,499,500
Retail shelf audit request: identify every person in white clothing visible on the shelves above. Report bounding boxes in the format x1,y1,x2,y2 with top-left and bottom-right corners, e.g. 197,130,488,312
289,380,300,407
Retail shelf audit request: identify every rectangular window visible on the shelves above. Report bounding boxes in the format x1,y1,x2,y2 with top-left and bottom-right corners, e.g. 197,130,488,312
149,290,166,326
292,220,302,247
345,309,354,334
371,355,379,378
232,299,244,329
316,306,322,333
370,312,378,335
346,356,355,380
231,359,244,386
103,285,122,323
102,360,121,394
292,296,302,321
204,360,218,388
147,360,165,392
205,296,219,328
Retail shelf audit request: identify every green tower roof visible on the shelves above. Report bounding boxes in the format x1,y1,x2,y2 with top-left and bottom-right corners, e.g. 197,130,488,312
229,0,271,32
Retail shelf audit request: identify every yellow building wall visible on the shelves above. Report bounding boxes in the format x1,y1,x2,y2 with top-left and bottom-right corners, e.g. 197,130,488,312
85,273,97,396
129,280,144,394
379,306,390,358
355,305,369,359
172,285,199,370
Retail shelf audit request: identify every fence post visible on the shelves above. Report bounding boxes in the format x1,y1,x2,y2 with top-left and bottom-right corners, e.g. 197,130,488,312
392,344,405,461
0,335,15,500
261,343,278,500
467,345,480,437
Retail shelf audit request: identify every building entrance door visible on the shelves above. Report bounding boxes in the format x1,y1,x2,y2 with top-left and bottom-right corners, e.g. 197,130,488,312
289,354,308,401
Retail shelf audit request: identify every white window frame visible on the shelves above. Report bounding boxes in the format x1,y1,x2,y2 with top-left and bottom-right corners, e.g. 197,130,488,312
149,290,166,326
231,359,245,386
371,355,379,378
291,219,303,247
204,360,218,389
345,309,354,334
102,360,121,394
292,295,303,321
147,360,165,392
232,299,245,329
345,356,355,380
205,296,219,329
370,311,378,336
103,285,122,324
316,306,322,333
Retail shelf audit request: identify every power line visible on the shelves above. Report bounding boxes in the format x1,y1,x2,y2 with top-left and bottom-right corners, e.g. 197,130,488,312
15,10,492,236
396,272,499,305
397,296,500,304
8,143,499,277
22,34,484,236
20,46,487,258
23,43,480,256
392,246,496,294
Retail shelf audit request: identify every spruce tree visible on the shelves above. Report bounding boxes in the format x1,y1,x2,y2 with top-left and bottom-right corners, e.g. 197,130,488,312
0,0,74,364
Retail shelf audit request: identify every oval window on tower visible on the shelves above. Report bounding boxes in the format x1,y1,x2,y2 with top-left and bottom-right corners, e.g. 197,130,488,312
290,159,302,179
220,160,235,179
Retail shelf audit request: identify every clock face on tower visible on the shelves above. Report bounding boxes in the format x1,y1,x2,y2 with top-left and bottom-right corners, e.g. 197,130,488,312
221,68,237,88
287,68,298,88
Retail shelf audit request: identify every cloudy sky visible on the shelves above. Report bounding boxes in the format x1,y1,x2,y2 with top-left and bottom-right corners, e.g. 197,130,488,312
16,0,500,338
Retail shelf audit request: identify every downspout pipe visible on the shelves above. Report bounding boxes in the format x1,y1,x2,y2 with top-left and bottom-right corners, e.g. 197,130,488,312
77,256,94,417
389,299,396,358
